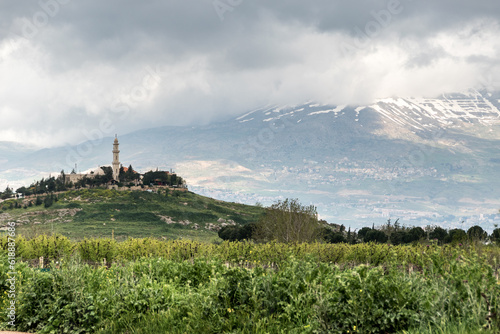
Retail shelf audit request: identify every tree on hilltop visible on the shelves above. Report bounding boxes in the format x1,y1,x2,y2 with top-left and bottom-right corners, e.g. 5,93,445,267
120,164,140,183
1,186,13,200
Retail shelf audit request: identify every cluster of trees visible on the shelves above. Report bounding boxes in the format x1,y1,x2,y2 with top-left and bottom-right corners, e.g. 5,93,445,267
73,167,114,188
219,199,500,245
218,223,255,242
119,165,141,183
1,193,58,211
347,220,497,245
219,199,322,243
142,171,184,187
0,186,14,200
14,173,68,198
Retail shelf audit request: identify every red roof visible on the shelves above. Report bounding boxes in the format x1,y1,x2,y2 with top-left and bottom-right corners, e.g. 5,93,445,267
122,167,138,173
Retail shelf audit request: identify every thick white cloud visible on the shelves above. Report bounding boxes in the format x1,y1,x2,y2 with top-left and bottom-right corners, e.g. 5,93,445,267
0,1,499,147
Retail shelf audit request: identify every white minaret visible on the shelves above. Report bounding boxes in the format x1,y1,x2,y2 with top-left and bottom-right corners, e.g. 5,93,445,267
112,135,120,181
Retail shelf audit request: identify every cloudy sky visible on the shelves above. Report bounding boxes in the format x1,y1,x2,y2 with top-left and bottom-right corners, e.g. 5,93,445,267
1,0,500,147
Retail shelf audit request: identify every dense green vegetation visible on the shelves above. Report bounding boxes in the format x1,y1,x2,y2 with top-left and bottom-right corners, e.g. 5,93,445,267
0,236,499,333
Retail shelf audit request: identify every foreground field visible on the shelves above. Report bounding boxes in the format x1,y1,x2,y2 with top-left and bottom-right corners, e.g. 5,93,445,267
0,237,499,333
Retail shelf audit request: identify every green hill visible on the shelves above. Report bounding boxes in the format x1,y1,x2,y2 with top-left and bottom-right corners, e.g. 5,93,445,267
0,188,265,242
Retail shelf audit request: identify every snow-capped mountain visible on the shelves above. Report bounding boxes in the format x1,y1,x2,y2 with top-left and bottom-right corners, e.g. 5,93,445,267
2,89,500,231
234,89,500,138
373,91,500,129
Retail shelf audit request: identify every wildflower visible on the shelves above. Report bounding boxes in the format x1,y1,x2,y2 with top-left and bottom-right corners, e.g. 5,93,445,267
359,290,362,293
353,325,357,331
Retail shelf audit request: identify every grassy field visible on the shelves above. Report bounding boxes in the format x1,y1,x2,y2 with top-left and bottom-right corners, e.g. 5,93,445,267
0,188,265,242
0,237,499,333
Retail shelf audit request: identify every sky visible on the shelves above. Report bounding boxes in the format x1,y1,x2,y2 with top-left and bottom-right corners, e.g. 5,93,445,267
1,0,500,148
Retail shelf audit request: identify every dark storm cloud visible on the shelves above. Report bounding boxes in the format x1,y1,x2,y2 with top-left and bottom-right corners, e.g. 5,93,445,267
4,1,497,64
3,0,499,73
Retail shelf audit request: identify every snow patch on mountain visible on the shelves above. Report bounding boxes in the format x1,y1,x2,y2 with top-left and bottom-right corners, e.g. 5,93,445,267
308,105,346,116
368,91,500,132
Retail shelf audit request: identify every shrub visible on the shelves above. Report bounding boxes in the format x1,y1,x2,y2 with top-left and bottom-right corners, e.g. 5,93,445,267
445,229,467,244
77,238,117,263
364,229,388,243
323,228,347,244
24,234,73,262
390,231,407,245
405,227,425,243
491,228,500,244
218,224,254,241
357,227,372,240
429,226,448,243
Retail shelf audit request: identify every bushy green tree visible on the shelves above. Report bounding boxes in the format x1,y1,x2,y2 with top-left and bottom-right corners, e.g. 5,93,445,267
323,228,346,244
1,186,13,200
16,186,30,197
445,229,467,244
491,228,500,244
357,227,372,241
44,195,54,208
467,225,487,241
390,230,407,245
143,171,168,185
405,227,425,243
254,198,321,243
218,223,255,241
119,165,140,183
364,229,388,243
429,226,448,243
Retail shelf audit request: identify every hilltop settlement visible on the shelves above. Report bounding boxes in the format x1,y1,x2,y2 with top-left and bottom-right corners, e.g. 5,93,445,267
0,136,186,201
